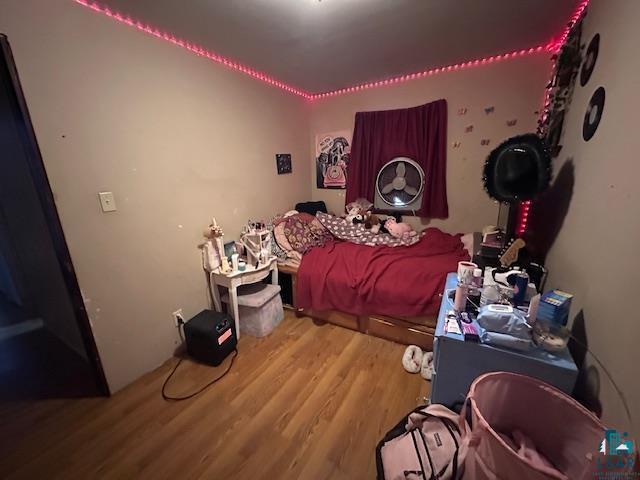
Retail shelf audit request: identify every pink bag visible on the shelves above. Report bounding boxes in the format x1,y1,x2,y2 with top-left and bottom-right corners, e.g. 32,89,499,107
376,404,467,480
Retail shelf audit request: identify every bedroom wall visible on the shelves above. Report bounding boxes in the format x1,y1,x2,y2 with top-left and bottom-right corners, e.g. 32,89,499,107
541,0,640,439
0,0,310,392
309,54,551,234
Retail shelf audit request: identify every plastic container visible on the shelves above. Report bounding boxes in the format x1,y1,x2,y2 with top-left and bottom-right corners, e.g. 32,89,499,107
222,283,283,337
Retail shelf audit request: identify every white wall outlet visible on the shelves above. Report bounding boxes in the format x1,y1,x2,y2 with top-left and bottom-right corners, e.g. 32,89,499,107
172,309,184,327
98,191,117,212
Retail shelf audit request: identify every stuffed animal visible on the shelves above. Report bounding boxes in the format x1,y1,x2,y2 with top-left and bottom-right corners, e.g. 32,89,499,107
345,204,364,224
363,211,383,234
384,217,417,240
352,213,365,224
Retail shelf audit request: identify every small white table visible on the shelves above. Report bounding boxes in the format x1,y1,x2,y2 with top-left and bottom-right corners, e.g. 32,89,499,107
208,257,278,339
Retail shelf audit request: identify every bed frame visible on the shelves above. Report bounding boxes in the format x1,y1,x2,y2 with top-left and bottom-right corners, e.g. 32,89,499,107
278,264,437,350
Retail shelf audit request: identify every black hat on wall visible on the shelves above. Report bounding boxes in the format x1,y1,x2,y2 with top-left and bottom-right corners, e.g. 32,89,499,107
483,134,552,203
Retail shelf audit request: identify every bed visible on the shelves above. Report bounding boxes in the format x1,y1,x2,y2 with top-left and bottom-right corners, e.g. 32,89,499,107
274,213,472,350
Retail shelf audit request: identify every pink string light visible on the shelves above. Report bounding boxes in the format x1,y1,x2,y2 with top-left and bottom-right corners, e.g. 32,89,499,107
548,0,591,53
74,0,589,238
514,0,589,237
73,0,590,105
311,46,546,100
516,200,532,237
72,0,313,99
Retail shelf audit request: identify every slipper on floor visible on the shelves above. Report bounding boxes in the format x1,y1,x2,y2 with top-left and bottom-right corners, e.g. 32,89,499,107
421,351,434,381
402,345,423,374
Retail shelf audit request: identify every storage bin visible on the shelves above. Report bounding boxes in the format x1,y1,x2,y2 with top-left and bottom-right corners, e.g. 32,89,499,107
222,283,283,337
462,372,633,479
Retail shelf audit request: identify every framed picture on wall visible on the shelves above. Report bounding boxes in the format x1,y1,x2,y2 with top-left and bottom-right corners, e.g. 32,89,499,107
276,153,292,174
315,131,351,189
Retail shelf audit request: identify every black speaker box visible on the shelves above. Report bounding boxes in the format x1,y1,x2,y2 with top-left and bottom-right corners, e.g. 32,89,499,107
184,310,237,366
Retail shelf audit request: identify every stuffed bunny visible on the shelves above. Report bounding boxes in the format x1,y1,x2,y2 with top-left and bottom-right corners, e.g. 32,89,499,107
384,217,417,240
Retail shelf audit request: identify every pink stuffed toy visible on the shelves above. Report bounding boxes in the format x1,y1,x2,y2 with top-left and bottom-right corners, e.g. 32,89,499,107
384,217,417,240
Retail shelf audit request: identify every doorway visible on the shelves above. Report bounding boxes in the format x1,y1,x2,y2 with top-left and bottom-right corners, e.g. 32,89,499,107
0,34,108,399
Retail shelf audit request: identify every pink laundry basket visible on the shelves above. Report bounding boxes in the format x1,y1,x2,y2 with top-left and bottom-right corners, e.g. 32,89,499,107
461,372,633,480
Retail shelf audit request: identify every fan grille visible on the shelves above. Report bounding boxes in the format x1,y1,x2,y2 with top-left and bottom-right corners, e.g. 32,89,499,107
376,158,424,207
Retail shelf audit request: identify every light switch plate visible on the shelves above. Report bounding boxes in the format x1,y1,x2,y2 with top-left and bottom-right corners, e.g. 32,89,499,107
98,191,117,212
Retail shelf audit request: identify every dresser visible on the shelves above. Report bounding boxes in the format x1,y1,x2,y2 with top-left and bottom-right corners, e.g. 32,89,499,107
430,273,578,408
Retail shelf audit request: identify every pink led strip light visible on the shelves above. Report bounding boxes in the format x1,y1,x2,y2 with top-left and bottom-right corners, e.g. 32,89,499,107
75,0,589,236
312,45,548,99
315,0,590,99
72,0,313,99
515,0,590,236
547,0,590,53
72,0,574,101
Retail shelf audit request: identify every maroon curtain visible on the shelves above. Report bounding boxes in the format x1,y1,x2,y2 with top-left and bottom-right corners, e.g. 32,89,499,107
345,99,448,218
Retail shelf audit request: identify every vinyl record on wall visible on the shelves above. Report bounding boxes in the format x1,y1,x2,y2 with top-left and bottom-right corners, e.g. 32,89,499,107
583,86,605,141
580,34,600,87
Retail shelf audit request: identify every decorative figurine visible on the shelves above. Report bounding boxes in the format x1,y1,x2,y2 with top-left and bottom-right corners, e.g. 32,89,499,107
206,218,231,274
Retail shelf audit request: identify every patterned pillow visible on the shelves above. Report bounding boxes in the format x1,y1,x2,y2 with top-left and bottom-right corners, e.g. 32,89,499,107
274,223,293,251
283,214,331,254
266,218,288,261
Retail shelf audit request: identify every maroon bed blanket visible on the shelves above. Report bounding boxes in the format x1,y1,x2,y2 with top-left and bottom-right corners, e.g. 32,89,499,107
296,228,470,317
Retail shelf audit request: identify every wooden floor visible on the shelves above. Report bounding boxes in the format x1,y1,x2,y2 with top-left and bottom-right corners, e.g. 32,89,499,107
0,311,429,479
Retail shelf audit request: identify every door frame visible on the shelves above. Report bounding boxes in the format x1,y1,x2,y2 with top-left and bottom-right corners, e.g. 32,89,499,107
0,34,109,396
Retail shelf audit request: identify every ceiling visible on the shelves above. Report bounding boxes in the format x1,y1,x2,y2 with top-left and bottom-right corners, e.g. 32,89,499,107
97,0,581,95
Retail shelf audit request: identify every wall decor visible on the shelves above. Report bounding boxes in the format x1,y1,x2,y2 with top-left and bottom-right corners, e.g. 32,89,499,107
580,33,600,87
506,119,518,127
546,111,565,153
517,1,588,238
275,153,292,174
457,107,468,115
483,134,551,203
452,141,462,149
481,139,491,146
315,131,351,189
537,19,584,156
583,86,605,141
484,106,495,114
465,125,474,133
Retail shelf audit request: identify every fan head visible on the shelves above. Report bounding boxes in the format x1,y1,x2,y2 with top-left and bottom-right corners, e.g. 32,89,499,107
376,157,424,207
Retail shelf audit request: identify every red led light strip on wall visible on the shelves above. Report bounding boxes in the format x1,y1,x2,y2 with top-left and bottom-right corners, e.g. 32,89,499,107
515,0,589,237
75,0,589,236
313,0,590,100
547,0,591,53
73,0,564,101
73,0,313,99
311,45,548,100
